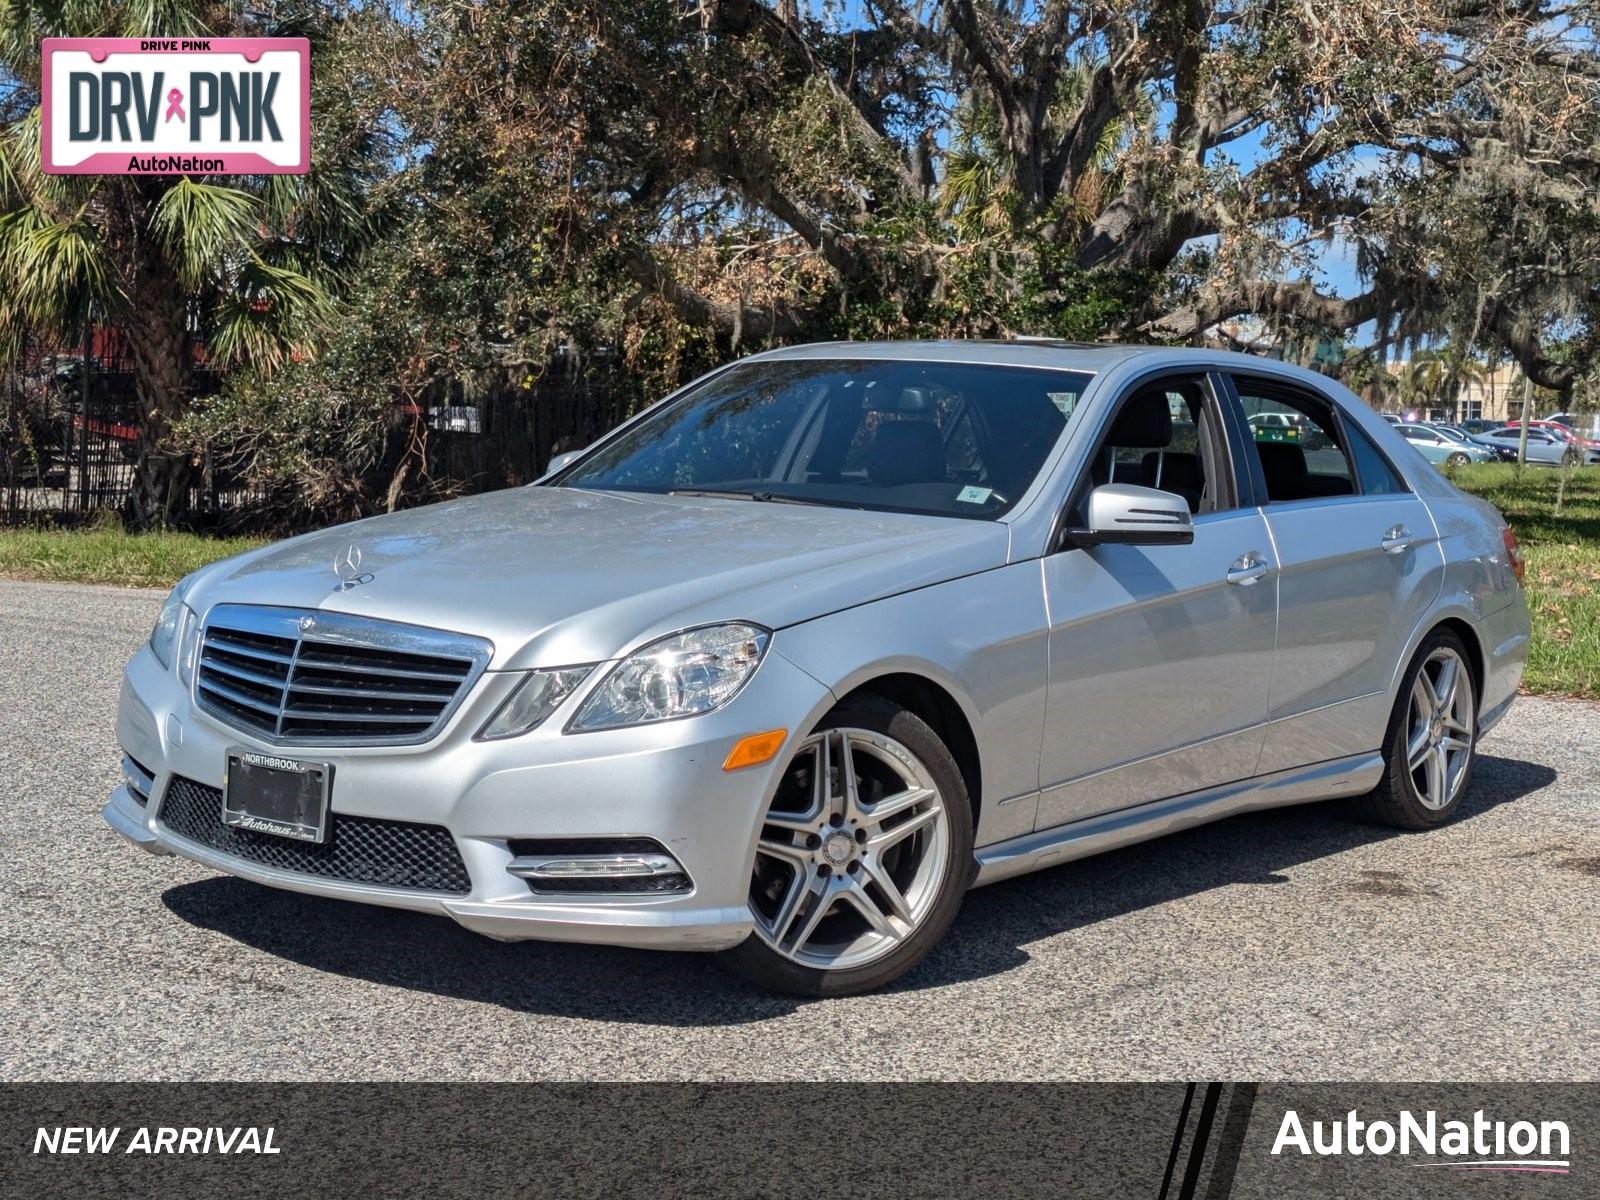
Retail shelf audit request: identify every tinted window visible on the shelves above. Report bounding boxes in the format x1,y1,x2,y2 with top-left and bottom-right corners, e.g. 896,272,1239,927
1232,378,1356,502
1082,375,1233,515
1345,422,1408,494
558,359,1092,518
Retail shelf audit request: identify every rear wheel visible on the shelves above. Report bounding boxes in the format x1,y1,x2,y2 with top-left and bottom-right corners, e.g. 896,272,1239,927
1347,630,1477,829
719,696,973,996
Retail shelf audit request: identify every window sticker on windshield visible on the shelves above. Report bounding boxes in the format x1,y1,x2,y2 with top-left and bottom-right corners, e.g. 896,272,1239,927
956,486,993,505
1047,393,1076,417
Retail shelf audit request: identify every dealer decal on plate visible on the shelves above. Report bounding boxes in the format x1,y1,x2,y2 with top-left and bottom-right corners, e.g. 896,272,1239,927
41,37,309,175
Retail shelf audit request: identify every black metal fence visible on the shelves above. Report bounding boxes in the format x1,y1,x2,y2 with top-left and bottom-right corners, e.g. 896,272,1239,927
0,325,249,526
1,326,630,529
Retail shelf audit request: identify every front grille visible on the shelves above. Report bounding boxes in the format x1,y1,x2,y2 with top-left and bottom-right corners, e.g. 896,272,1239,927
158,777,471,895
195,604,492,746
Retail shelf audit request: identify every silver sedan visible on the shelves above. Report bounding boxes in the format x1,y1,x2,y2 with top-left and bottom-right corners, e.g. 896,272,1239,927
105,343,1530,995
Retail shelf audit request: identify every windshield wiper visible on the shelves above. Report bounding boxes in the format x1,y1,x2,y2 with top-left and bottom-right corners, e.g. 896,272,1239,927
668,488,770,501
668,488,857,510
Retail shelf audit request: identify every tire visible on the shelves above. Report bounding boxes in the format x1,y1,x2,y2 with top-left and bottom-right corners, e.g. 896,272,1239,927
1345,629,1477,829
1446,452,1470,466
718,694,975,996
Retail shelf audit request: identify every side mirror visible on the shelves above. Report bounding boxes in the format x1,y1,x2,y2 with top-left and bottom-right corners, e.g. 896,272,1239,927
540,447,586,479
1063,483,1194,548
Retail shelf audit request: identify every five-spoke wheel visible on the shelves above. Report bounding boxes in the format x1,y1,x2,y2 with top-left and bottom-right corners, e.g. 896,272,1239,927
751,726,950,970
1351,629,1478,829
1406,645,1475,811
720,696,973,995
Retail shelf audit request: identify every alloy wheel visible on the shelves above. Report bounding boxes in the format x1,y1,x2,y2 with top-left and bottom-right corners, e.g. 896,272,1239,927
1406,646,1475,810
749,727,951,971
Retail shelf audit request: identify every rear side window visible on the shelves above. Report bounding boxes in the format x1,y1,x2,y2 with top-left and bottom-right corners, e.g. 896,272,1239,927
1344,421,1408,494
1231,378,1356,503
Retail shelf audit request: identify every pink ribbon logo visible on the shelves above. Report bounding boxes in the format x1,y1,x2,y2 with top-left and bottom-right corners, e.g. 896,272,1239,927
164,88,185,123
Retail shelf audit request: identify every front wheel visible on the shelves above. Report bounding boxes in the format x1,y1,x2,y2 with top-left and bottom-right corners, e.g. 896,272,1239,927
1446,451,1471,466
1346,630,1477,829
719,696,974,996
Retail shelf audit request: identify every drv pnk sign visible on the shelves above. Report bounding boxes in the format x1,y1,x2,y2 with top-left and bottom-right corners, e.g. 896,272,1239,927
41,38,309,174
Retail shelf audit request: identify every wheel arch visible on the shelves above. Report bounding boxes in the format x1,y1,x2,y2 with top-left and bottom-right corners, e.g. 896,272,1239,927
1432,616,1487,709
835,672,984,831
1389,608,1487,716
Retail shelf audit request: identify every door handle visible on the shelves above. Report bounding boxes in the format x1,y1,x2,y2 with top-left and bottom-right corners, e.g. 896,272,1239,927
1381,524,1414,554
1226,551,1269,586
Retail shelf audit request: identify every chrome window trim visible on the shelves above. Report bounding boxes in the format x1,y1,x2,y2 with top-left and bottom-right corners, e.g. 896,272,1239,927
193,604,494,748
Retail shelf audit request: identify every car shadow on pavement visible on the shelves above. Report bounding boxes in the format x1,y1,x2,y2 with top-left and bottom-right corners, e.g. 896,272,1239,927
161,752,1555,1020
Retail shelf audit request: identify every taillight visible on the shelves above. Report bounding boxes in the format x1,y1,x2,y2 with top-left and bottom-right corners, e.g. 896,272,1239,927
1502,525,1525,586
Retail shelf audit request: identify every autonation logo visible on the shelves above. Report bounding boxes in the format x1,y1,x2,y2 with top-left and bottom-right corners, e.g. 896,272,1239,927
1273,1109,1571,1175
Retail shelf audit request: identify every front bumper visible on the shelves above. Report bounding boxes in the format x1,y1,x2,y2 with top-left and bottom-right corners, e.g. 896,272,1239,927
105,638,833,952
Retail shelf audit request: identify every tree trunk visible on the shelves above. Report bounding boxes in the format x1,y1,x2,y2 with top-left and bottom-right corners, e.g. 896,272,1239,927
121,268,194,529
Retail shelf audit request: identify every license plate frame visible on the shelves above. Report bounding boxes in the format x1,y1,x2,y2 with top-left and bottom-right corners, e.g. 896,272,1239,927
222,750,332,844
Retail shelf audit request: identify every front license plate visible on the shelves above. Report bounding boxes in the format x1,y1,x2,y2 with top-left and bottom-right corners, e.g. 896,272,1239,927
222,751,332,843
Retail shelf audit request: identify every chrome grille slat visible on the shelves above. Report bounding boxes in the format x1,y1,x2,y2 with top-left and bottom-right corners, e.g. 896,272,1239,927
199,676,286,718
194,605,493,746
287,658,469,684
202,637,296,667
199,658,291,691
286,680,457,703
281,709,436,725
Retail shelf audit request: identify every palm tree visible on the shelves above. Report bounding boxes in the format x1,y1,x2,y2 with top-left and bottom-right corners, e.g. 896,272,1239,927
1402,347,1489,421
0,3,386,525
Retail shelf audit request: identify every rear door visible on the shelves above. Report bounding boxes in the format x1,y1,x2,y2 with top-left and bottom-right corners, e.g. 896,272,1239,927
1035,371,1277,829
1226,375,1445,775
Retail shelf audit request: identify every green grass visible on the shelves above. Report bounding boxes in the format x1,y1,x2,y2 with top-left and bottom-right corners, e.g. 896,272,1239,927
1449,463,1600,698
0,526,266,589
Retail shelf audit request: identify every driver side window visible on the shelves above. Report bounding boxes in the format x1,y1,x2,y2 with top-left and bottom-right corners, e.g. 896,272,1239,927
1073,374,1237,520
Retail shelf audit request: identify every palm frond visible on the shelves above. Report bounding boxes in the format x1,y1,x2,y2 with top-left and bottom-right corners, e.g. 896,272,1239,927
208,255,334,374
151,177,261,290
0,206,123,328
117,0,208,38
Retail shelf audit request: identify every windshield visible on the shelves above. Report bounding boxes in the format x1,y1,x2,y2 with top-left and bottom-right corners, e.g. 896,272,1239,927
555,358,1093,518
1434,426,1469,443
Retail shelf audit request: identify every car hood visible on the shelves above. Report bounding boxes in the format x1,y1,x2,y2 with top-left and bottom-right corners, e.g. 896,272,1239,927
188,486,1011,669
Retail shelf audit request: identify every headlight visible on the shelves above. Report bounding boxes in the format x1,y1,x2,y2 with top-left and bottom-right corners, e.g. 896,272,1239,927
477,666,594,740
569,623,769,732
149,574,202,673
175,606,203,686
149,589,187,669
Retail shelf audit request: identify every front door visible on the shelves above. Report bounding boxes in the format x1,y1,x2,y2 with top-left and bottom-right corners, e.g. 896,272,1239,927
1036,373,1277,830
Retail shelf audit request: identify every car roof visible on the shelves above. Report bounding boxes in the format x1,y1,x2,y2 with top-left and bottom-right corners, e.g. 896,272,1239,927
742,338,1339,377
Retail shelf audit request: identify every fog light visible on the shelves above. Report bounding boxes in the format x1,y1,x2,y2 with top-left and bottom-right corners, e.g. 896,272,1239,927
505,838,692,894
510,855,678,879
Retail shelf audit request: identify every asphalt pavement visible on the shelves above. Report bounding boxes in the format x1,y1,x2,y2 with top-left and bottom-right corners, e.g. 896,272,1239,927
2,578,1596,1081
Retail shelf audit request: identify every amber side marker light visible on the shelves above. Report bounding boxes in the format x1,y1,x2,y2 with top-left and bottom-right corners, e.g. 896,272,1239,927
1503,525,1526,585
723,729,788,771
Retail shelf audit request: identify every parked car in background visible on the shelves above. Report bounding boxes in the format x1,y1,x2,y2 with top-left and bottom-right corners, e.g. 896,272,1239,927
1506,419,1600,452
1476,426,1600,466
103,343,1530,995
1247,410,1308,442
1545,413,1600,438
1393,423,1496,466
1460,419,1498,435
1432,424,1518,463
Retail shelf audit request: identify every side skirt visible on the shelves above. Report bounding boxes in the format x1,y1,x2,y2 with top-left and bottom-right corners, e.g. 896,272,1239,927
971,752,1384,888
